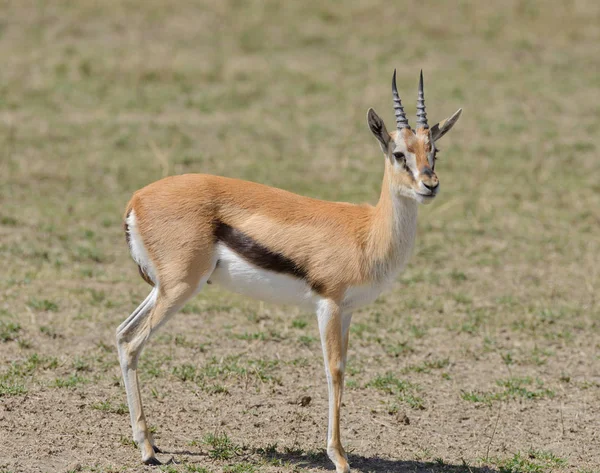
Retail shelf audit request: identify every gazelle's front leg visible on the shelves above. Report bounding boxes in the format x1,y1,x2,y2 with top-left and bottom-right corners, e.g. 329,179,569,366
317,299,352,473
340,311,352,459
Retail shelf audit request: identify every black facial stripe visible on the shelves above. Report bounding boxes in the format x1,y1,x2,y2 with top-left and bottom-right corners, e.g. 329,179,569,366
214,222,324,294
393,151,412,176
397,155,413,175
431,148,439,169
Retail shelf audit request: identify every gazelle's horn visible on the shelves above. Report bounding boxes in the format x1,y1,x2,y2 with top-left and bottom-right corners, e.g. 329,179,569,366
415,70,429,129
392,69,410,130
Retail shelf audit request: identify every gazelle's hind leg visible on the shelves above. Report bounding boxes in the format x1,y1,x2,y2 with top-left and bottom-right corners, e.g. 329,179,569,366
116,268,214,464
117,289,156,334
116,288,159,463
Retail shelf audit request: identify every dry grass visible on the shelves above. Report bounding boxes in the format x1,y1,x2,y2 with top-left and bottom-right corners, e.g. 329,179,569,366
0,1,599,472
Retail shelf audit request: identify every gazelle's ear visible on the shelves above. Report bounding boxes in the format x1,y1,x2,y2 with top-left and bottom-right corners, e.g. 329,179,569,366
367,108,391,154
431,108,462,142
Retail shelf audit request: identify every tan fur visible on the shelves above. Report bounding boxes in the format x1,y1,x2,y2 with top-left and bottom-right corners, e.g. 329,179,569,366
126,172,403,298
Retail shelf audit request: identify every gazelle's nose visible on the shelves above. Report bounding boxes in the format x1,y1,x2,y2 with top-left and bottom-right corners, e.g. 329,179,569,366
423,181,439,192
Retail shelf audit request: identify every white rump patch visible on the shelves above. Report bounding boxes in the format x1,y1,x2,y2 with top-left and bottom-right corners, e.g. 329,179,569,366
126,210,157,285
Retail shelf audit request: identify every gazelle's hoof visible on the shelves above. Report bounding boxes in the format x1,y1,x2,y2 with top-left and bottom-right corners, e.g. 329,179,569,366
328,447,350,473
143,457,162,466
336,463,350,473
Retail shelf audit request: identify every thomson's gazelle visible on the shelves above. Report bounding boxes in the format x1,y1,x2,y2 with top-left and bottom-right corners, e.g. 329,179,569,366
117,70,462,472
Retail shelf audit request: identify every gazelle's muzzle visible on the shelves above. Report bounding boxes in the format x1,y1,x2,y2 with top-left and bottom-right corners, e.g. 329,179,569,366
416,167,439,202
419,167,439,194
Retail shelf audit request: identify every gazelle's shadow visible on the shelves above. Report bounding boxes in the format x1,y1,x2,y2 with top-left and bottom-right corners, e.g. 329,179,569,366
257,450,499,473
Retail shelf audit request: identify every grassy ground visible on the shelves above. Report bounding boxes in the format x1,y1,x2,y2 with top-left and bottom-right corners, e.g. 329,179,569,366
1,1,599,472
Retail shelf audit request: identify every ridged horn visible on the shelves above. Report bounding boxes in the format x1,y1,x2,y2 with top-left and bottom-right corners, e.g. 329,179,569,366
392,69,410,130
416,70,429,129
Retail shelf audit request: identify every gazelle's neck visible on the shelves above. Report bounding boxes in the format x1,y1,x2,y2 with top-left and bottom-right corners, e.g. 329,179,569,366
367,165,418,280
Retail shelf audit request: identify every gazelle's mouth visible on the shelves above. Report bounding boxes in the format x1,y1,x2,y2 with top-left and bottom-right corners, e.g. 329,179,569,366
415,191,437,204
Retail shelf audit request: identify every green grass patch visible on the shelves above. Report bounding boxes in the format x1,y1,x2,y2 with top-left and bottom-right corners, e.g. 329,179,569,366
181,303,203,314
0,380,27,397
91,400,128,415
350,322,373,339
490,449,567,472
0,321,21,342
235,331,267,341
203,432,241,460
39,325,60,338
0,354,60,396
172,363,198,382
298,335,317,346
184,466,211,473
397,393,425,410
53,374,88,388
496,377,554,400
2,354,58,378
72,357,92,372
223,463,257,473
384,341,414,357
367,373,413,393
184,465,211,473
291,318,308,329
462,377,554,404
27,298,59,312
461,390,494,404
367,373,424,409
404,358,450,374
173,356,281,387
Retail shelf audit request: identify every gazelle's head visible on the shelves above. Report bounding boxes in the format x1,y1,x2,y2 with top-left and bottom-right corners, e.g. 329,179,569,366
367,70,462,204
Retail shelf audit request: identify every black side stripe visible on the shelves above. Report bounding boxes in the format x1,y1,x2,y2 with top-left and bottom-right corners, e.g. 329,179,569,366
214,222,324,294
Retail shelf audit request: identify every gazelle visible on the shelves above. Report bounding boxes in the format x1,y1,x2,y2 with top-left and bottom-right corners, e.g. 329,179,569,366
117,70,462,472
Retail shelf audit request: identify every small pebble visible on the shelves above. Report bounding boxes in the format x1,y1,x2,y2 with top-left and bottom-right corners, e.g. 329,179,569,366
396,412,410,425
298,395,312,407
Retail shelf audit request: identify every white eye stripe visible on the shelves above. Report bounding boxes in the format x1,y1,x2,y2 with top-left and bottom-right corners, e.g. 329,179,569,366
405,154,420,180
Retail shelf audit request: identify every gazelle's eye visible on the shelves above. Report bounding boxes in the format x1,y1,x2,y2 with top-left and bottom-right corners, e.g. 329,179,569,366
393,151,411,173
393,152,405,162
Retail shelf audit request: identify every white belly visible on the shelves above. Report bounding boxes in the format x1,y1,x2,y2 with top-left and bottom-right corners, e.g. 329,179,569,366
209,244,320,310
209,244,390,313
